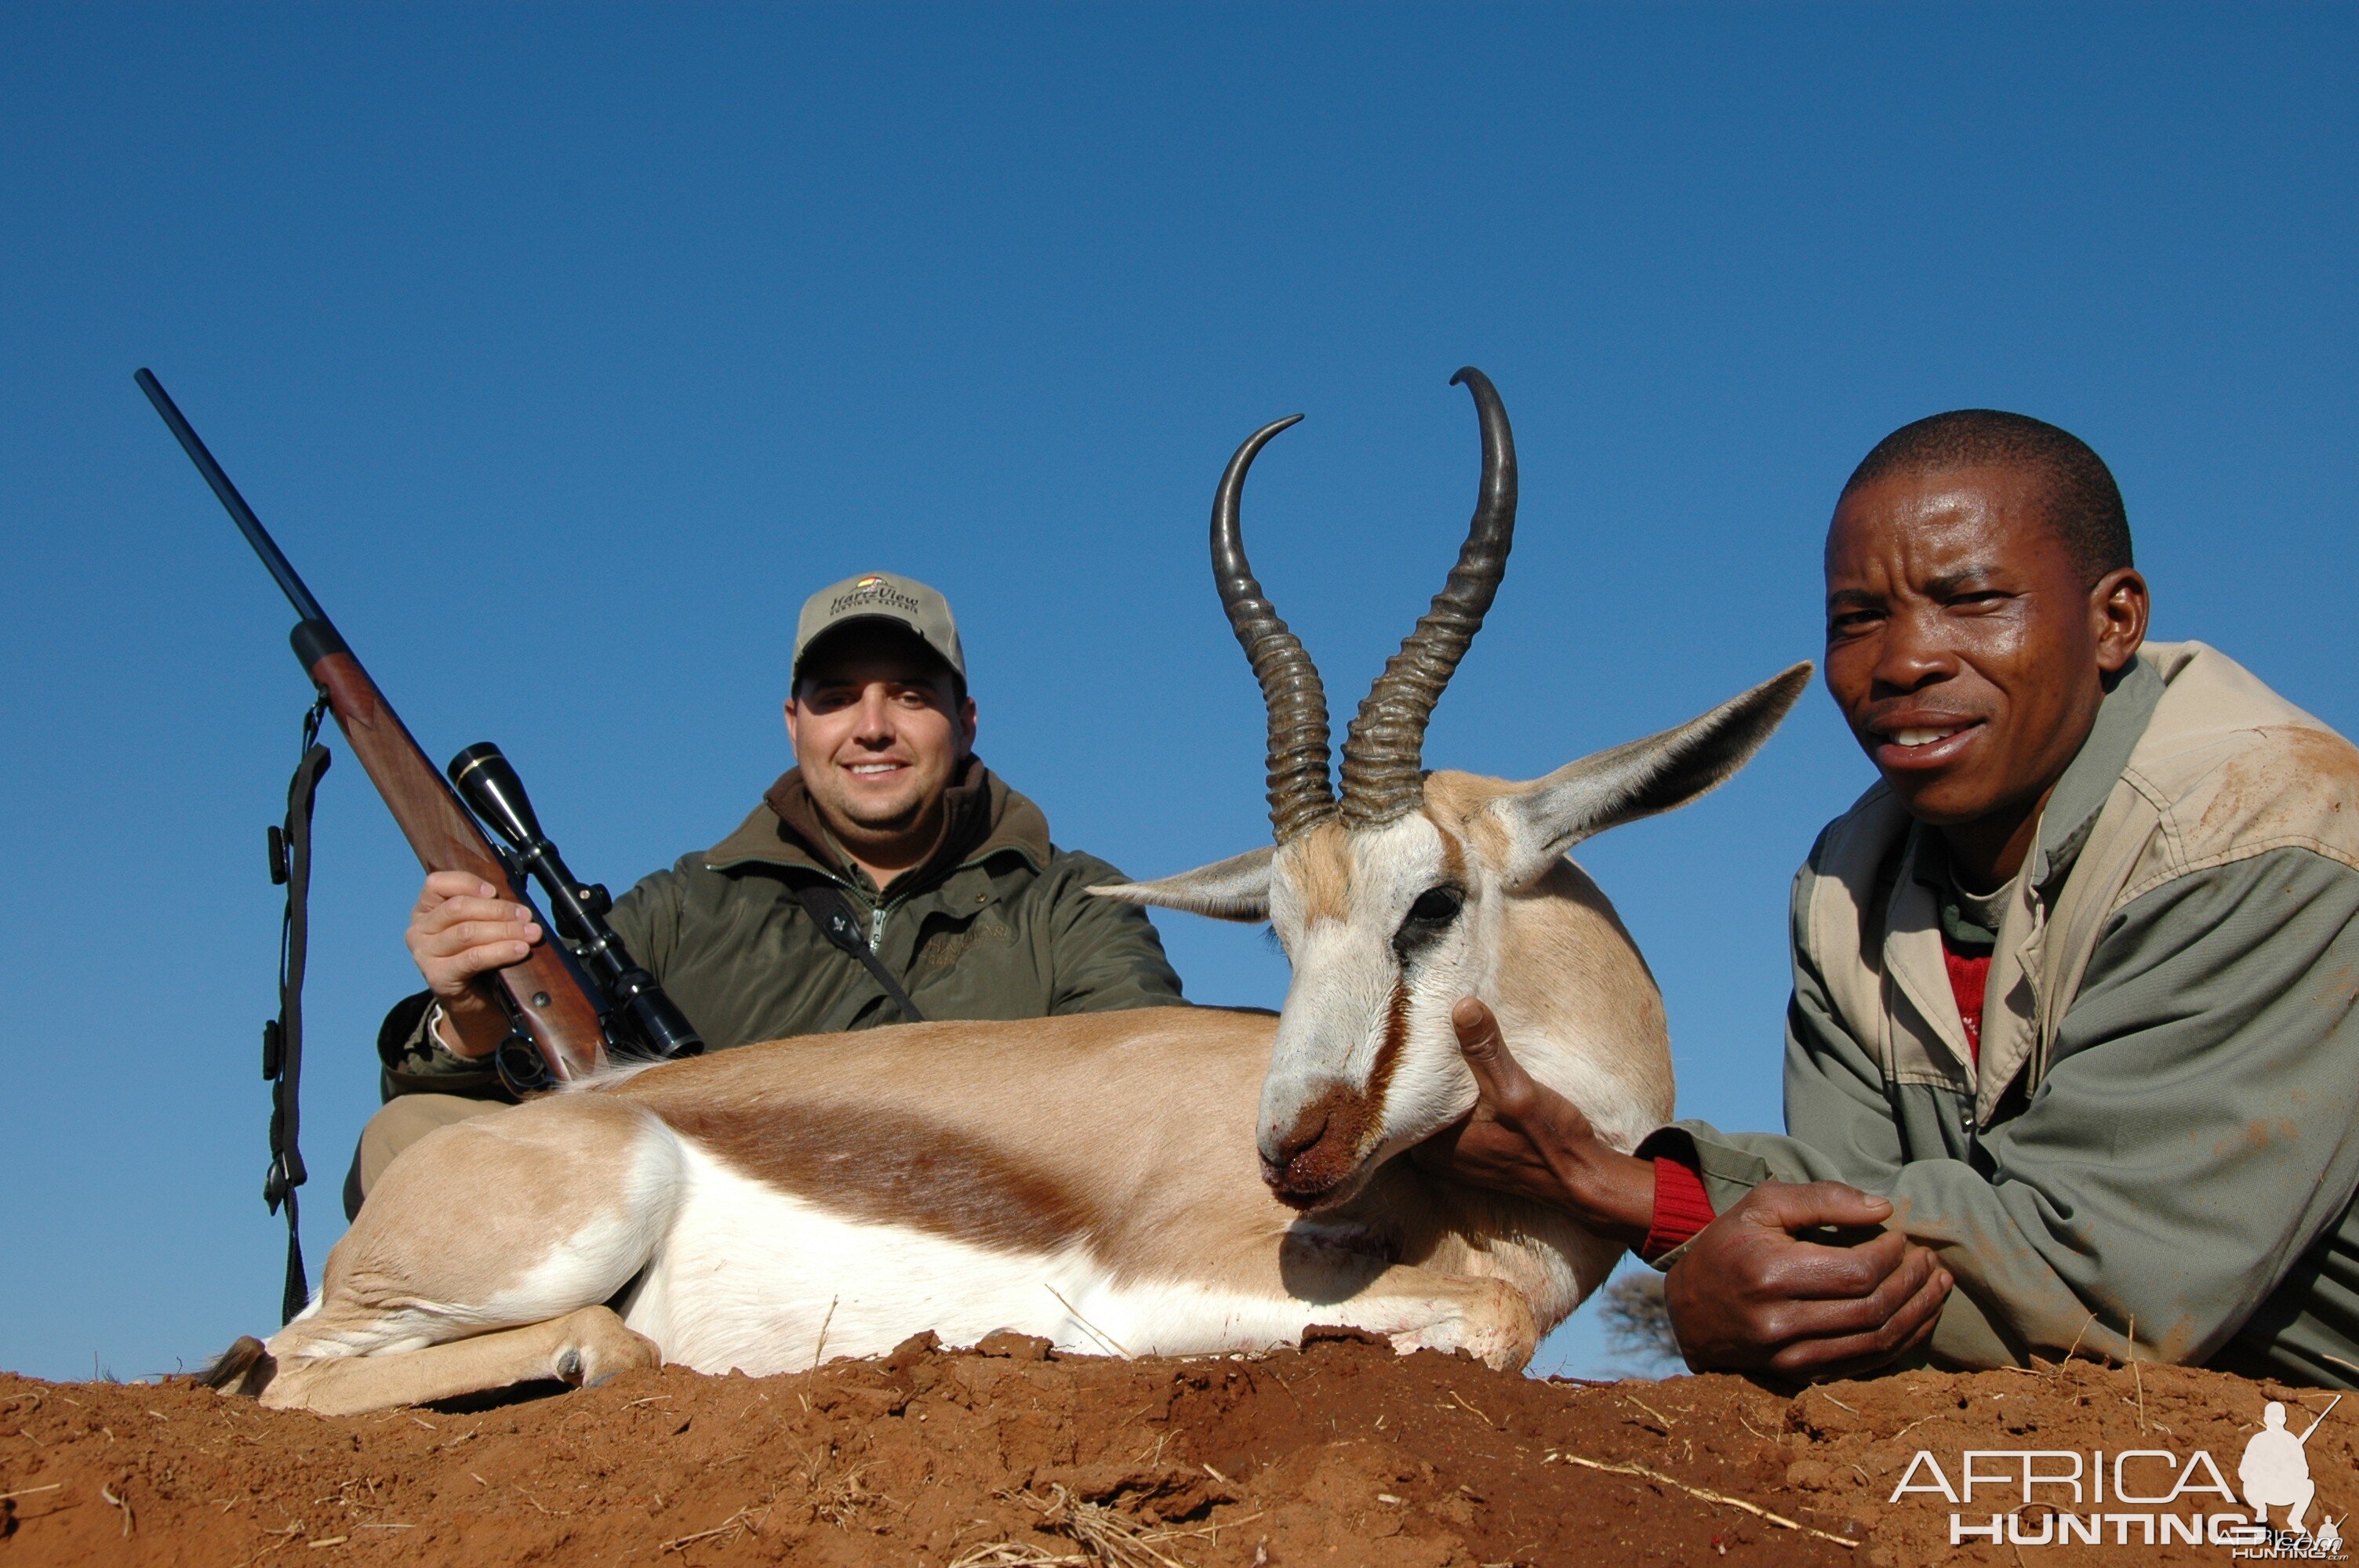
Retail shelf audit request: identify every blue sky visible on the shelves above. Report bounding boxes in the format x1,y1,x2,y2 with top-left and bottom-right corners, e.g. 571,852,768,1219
2,5,2352,1382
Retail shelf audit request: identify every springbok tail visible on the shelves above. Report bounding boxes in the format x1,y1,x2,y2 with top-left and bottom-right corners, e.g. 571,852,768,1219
197,1334,277,1398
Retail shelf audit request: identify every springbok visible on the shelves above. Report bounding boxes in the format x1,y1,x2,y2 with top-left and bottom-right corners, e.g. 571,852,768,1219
209,368,1808,1416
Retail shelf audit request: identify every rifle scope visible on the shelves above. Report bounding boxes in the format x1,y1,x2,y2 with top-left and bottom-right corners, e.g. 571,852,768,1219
448,743,705,1062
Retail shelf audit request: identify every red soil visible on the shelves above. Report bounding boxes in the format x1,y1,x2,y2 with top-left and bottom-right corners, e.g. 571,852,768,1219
0,1330,2344,1566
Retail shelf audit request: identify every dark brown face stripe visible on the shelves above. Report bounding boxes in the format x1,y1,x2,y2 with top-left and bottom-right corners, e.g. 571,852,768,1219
643,1098,1109,1257
1267,979,1408,1207
1371,978,1410,1108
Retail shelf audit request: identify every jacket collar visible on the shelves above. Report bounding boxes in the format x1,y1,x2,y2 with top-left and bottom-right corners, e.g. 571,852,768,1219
702,758,1052,895
2022,652,2167,894
1900,649,2169,906
1877,648,2171,1112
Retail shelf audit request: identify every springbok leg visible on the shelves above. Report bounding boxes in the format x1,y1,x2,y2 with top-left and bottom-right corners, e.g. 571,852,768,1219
242,1093,683,1414
1323,1264,1544,1371
260,1306,659,1416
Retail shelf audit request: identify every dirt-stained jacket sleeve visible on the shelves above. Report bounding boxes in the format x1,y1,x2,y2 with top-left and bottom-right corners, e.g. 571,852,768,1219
1648,848,2359,1370
1637,848,1908,1230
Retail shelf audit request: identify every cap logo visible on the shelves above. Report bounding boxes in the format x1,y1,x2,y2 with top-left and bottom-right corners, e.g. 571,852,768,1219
830,575,925,618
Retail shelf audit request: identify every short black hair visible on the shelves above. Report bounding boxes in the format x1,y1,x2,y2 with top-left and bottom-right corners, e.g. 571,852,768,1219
1840,409,2133,585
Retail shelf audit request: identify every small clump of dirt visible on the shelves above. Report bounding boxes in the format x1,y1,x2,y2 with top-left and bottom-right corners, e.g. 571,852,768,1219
0,1330,2341,1565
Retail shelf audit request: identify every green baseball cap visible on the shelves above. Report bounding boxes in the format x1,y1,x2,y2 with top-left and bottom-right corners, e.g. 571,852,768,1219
794,571,967,683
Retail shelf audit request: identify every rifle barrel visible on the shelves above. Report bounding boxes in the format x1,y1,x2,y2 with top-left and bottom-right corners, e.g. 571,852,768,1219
135,368,333,629
136,366,609,1083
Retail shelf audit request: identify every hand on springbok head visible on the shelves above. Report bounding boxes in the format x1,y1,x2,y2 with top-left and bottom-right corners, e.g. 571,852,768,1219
1419,998,1952,1379
1098,663,1813,1210
1409,997,1659,1246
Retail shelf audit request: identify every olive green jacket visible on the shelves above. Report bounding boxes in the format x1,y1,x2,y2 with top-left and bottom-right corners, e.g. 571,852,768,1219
1647,643,2359,1386
379,763,1183,1097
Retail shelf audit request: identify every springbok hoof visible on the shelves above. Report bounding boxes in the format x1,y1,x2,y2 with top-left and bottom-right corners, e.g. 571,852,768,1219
550,1307,663,1389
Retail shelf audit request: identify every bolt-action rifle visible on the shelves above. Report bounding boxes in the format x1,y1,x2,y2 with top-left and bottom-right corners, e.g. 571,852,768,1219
136,368,703,1094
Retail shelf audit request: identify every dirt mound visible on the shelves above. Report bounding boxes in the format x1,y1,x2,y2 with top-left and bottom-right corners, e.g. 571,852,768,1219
0,1332,2344,1566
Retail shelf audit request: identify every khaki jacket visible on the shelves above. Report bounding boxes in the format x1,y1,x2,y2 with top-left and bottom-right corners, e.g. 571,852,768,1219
1653,644,2359,1384
380,762,1183,1097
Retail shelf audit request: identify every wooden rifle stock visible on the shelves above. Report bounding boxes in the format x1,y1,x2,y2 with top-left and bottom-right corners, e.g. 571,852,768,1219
137,367,608,1083
302,644,608,1080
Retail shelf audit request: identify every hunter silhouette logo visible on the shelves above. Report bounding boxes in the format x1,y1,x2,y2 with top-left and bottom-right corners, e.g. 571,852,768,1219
1886,1392,2345,1555
2241,1397,2342,1548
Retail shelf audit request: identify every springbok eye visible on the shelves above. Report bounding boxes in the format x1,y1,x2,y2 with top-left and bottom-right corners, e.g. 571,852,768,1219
1406,887,1463,926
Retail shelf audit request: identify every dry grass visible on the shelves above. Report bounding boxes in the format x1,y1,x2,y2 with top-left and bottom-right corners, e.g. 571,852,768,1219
949,1484,1212,1568
947,1546,1091,1568
812,1463,875,1530
658,1505,762,1554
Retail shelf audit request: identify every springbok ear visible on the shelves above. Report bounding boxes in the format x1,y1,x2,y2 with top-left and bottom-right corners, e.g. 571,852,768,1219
1089,846,1274,923
1490,662,1814,888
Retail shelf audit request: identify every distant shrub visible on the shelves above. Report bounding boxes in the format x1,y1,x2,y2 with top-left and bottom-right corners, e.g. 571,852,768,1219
1598,1272,1681,1374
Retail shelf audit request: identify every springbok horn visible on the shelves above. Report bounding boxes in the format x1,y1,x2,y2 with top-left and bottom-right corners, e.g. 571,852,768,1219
1212,412,1336,843
1336,367,1518,828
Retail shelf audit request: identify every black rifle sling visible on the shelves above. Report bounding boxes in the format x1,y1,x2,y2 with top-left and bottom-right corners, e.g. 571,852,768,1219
263,698,332,1324
793,882,926,1024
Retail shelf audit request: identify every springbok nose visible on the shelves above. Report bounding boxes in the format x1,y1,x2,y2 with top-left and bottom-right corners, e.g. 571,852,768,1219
1263,1111,1329,1181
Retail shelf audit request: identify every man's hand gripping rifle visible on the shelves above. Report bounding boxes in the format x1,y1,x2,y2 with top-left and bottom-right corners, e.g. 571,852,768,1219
445,742,702,1064
136,368,702,1097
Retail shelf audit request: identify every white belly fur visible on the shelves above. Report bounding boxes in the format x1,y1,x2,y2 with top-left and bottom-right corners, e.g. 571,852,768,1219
625,1139,1339,1374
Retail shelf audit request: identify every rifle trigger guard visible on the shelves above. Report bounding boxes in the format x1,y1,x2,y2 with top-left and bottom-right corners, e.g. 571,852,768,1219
495,1031,554,1098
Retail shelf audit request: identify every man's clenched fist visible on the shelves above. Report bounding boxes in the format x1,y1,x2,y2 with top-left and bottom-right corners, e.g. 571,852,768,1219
1664,1181,1951,1379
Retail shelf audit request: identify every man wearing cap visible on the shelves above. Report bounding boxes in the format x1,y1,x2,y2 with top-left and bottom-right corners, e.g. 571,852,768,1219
343,572,1184,1214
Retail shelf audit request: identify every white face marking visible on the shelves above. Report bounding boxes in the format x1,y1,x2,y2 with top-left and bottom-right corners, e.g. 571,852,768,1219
1254,815,1492,1205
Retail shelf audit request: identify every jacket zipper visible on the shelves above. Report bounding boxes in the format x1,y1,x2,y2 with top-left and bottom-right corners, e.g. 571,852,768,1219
845,873,959,970
856,884,911,954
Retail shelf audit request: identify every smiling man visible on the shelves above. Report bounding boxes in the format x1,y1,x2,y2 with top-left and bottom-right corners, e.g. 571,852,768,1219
1420,411,2359,1386
346,571,1183,1213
